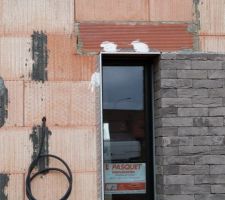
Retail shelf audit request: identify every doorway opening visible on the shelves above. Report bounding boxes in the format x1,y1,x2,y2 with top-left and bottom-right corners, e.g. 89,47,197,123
101,53,159,200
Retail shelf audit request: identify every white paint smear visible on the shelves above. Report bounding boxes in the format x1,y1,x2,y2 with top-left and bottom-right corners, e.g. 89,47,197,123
131,40,149,52
100,41,118,52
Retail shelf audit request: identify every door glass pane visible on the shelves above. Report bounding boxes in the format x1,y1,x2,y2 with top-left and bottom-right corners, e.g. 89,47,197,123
103,66,146,200
103,67,143,110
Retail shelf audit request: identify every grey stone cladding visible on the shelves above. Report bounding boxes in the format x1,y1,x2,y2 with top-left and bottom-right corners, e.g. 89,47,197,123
155,53,225,200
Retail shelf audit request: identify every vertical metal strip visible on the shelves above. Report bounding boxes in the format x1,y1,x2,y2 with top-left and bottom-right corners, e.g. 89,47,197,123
99,52,104,200
151,64,156,200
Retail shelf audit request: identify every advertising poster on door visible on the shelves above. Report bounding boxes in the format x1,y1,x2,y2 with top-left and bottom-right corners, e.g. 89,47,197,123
104,163,146,194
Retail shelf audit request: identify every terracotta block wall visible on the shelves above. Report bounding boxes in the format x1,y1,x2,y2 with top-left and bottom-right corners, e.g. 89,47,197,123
74,0,225,53
198,0,225,52
75,0,195,54
75,0,193,22
0,0,98,199
0,0,225,200
78,24,193,52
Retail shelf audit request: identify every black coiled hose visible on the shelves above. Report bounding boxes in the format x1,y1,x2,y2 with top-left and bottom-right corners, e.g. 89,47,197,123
26,117,73,200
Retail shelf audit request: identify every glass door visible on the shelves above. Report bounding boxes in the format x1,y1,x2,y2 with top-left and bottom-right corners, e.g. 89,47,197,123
102,61,154,200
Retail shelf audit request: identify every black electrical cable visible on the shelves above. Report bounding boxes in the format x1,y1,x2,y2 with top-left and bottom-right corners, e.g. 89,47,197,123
26,117,73,200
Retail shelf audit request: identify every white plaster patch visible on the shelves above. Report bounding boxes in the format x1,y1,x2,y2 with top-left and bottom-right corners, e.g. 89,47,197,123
131,40,149,52
89,72,100,92
100,41,118,52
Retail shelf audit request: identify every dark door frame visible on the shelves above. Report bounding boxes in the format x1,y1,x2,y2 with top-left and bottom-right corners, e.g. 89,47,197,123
101,52,158,200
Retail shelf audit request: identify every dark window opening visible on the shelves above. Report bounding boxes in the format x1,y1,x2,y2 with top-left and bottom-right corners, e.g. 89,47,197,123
102,54,156,200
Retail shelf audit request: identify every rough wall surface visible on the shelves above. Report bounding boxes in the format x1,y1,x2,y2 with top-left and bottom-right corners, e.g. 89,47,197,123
0,0,98,199
198,0,225,53
75,0,193,22
155,53,225,200
0,0,225,199
79,23,193,53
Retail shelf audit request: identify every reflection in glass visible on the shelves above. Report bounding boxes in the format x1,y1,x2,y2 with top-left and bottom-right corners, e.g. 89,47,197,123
103,66,146,200
103,67,143,110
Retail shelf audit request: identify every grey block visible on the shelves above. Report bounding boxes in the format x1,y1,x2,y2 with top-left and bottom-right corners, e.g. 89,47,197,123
156,127,178,137
154,99,161,108
161,70,177,79
179,165,209,175
160,60,191,70
207,54,225,61
161,195,195,200
211,146,225,155
161,79,192,88
160,89,177,98
195,175,225,184
193,80,223,88
209,127,225,136
209,89,225,97
161,53,177,60
210,165,225,175
193,117,224,127
176,53,208,61
195,194,225,200
192,97,222,107
156,194,164,200
180,185,210,194
155,118,162,128
156,147,179,156
161,98,192,108
164,156,197,165
179,146,211,155
162,117,193,127
178,108,208,117
177,70,207,79
164,175,194,185
178,127,208,136
211,185,225,193
196,155,225,165
156,156,164,165
222,97,225,106
156,174,164,184
177,89,208,98
163,165,180,175
163,185,181,195
155,80,161,90
192,61,223,69
156,166,163,175
208,70,225,79
155,90,161,100
222,61,225,69
158,136,193,147
209,107,225,116
193,136,225,146
159,107,178,117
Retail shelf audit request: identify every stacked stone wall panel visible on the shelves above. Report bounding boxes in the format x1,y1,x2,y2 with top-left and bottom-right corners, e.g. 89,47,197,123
155,53,225,200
